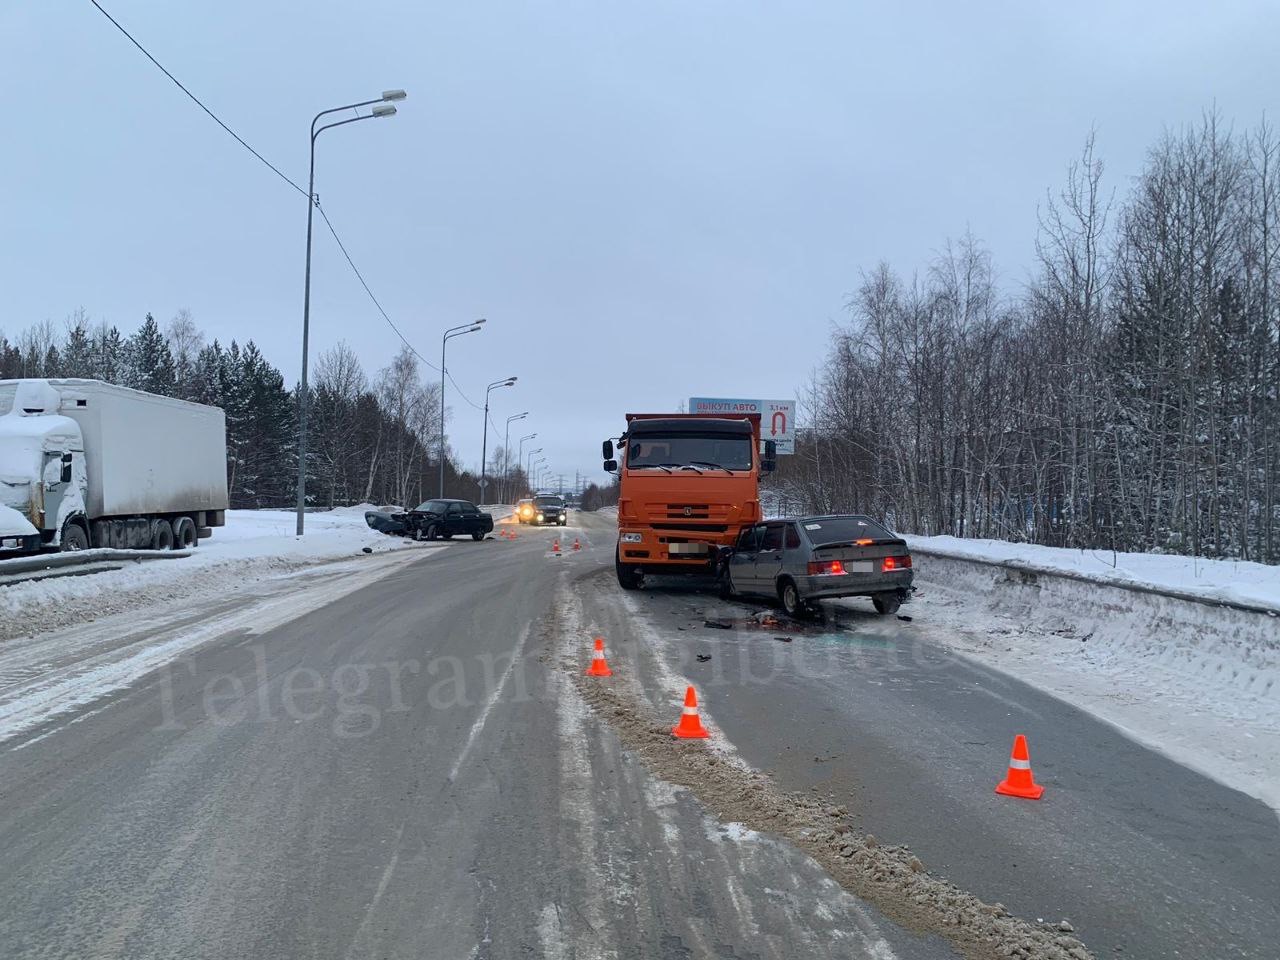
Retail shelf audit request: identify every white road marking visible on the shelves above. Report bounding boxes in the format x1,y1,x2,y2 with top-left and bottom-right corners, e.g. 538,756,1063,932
447,621,532,783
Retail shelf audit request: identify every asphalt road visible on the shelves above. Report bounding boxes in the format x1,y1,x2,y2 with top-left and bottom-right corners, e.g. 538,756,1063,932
580,570,1280,960
0,515,949,960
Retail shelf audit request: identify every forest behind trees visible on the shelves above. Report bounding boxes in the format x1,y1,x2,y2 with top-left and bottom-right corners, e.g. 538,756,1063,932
775,114,1280,564
0,310,534,510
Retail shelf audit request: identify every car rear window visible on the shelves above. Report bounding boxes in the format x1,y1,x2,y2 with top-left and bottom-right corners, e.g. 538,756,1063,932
800,516,895,544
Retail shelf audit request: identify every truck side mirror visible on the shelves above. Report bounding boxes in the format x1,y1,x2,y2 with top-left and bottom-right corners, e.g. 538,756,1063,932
602,439,614,460
761,458,776,474
603,459,618,473
60,453,73,484
765,440,777,459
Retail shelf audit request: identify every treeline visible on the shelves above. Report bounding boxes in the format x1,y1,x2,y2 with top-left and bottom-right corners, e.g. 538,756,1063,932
776,115,1280,564
0,310,527,509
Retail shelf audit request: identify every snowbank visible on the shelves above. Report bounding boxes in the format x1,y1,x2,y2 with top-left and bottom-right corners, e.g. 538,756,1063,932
0,506,427,642
905,535,1280,612
910,550,1280,813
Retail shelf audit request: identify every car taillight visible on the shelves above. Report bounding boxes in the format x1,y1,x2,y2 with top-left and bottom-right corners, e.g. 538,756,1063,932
855,538,874,546
807,559,845,575
882,555,912,571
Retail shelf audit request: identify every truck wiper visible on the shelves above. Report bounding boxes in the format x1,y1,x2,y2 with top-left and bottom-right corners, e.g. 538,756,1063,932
676,464,704,474
633,464,674,474
688,461,735,475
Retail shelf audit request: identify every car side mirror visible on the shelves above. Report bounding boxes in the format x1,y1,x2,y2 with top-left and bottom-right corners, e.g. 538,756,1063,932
603,459,618,473
60,453,73,484
602,439,614,460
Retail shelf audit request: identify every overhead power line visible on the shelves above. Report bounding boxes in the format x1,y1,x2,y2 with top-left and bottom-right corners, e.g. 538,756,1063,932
88,0,307,199
313,203,440,375
86,0,449,381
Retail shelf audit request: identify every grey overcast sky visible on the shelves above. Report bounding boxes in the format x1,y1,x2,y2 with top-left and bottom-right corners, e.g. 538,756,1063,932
2,2,1277,487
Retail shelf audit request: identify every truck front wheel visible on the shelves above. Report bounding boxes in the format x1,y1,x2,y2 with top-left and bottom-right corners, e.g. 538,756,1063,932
615,549,642,591
60,521,89,552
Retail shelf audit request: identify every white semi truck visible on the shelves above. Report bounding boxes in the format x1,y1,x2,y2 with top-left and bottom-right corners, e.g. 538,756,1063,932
0,378,228,555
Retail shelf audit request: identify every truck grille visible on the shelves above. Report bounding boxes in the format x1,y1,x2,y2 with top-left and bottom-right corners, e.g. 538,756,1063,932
647,503,733,522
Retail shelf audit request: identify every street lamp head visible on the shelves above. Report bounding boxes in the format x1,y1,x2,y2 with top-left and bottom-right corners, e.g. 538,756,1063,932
371,104,397,118
467,324,483,334
474,318,487,325
381,89,407,102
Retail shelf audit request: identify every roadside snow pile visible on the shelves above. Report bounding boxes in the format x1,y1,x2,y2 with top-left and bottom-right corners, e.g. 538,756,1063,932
911,549,1280,812
0,506,424,642
905,535,1280,612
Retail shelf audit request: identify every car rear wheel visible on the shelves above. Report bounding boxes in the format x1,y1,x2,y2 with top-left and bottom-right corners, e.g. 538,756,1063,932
472,532,484,541
873,593,901,615
779,579,803,617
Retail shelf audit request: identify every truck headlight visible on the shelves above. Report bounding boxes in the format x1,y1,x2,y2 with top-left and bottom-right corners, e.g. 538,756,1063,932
620,533,642,543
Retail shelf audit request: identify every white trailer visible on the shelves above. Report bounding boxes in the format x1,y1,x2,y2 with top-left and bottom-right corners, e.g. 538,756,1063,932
0,379,229,553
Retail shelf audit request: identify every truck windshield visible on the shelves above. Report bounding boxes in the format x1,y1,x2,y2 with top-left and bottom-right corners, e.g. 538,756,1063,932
627,434,753,472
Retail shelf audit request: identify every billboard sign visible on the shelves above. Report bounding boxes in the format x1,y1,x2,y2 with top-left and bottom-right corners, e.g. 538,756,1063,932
688,397,796,454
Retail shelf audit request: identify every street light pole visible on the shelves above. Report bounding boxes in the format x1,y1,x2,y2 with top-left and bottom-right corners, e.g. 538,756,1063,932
516,433,536,499
439,319,485,498
296,89,405,536
502,413,528,502
526,448,542,497
480,377,516,505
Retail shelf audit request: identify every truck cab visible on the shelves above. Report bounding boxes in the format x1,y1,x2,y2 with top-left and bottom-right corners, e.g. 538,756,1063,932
0,378,228,555
0,381,87,553
604,413,775,589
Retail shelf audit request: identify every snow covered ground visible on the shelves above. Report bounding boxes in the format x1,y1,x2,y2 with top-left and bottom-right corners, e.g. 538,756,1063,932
0,506,424,643
902,545,1280,814
905,534,1280,612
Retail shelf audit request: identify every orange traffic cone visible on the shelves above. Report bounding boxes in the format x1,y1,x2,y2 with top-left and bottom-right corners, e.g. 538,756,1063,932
552,538,561,554
995,734,1044,799
672,685,710,739
584,637,612,677
572,538,581,551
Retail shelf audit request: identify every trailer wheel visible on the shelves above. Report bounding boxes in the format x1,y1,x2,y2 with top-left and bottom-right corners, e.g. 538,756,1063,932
172,516,197,549
151,519,175,551
60,520,89,552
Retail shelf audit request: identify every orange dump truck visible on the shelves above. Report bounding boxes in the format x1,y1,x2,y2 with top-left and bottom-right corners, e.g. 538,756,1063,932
602,413,776,589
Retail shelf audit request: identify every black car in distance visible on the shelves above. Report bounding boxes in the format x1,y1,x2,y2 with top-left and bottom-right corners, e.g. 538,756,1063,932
530,494,568,526
398,499,495,541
